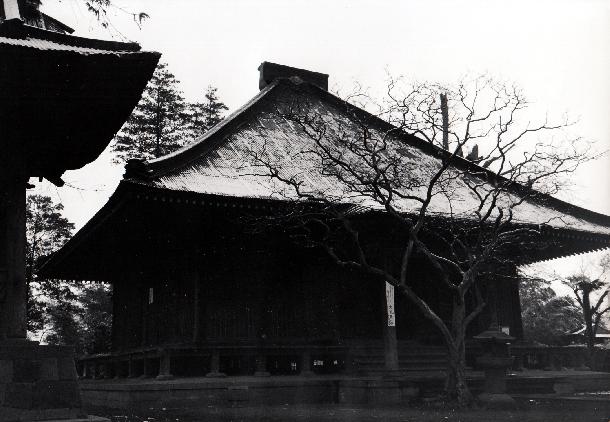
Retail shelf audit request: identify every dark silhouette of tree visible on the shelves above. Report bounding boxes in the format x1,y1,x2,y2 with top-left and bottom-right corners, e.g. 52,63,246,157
248,75,594,405
44,283,83,352
112,62,189,162
519,276,581,345
79,283,112,354
26,195,112,354
562,273,609,355
186,85,229,137
112,63,229,162
26,194,74,334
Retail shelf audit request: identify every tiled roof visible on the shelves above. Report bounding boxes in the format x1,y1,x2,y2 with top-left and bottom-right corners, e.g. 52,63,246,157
0,35,142,54
128,79,610,238
0,19,143,54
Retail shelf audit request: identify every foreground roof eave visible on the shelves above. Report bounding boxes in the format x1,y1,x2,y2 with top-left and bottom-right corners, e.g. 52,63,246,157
0,19,144,52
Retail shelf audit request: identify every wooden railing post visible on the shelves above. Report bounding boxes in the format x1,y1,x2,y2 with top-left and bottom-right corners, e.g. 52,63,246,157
156,350,173,380
103,361,113,379
254,353,270,377
81,360,89,379
301,348,314,376
140,358,150,378
128,356,136,378
206,350,226,377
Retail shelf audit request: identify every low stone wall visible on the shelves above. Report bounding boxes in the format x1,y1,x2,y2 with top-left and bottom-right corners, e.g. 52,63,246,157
510,344,610,372
81,378,340,410
79,371,610,410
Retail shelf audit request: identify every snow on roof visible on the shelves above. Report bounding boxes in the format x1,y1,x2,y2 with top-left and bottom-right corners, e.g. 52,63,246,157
0,19,144,55
130,79,610,238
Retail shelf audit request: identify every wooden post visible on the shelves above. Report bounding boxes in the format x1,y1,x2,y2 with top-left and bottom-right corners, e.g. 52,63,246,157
254,353,270,377
300,348,314,376
206,350,226,377
103,361,113,379
156,350,173,380
140,358,149,378
127,357,136,378
383,281,399,371
0,152,27,340
192,268,201,343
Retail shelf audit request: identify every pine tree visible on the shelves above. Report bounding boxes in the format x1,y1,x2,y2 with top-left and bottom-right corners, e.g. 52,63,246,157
186,85,229,137
112,62,189,162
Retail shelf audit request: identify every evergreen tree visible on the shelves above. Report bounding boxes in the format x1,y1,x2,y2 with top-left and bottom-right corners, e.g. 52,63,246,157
186,85,229,137
26,194,74,334
26,194,113,353
520,276,582,345
79,283,112,354
112,62,189,162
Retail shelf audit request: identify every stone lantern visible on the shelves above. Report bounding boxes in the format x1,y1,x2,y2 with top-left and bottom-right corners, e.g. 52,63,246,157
473,325,516,408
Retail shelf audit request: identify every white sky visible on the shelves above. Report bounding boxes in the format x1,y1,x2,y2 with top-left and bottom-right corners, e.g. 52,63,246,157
34,0,610,288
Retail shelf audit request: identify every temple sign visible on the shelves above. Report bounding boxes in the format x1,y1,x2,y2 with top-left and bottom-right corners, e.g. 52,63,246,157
386,281,395,327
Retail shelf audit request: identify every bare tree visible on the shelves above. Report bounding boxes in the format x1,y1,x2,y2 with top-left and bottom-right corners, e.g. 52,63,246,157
242,75,594,405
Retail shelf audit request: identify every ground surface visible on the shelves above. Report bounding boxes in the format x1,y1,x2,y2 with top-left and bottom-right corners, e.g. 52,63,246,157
90,397,610,422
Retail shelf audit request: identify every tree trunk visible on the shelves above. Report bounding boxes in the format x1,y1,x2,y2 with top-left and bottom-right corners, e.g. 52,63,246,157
445,346,471,406
582,289,595,361
444,295,473,406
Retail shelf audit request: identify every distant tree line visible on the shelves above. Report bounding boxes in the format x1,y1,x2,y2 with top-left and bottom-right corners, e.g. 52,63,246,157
519,275,582,345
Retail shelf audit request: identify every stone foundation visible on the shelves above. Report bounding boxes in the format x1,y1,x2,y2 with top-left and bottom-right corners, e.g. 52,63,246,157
0,340,85,421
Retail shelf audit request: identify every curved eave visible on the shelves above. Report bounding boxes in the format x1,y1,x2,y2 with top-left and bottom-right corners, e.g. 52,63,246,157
40,181,610,282
0,28,160,178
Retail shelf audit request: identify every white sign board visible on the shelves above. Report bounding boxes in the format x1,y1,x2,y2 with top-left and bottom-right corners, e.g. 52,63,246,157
385,281,395,327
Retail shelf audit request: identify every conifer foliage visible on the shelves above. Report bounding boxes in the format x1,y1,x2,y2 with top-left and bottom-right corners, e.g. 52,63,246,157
112,62,189,162
186,86,229,136
112,63,228,162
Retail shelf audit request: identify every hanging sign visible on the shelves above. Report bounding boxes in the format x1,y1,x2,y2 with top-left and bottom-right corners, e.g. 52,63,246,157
385,281,395,327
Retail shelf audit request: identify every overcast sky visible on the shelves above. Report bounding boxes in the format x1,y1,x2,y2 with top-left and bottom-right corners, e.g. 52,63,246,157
36,0,610,282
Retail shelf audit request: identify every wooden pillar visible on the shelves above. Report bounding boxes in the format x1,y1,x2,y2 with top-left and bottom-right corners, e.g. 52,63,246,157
0,152,27,340
192,268,201,343
383,281,399,370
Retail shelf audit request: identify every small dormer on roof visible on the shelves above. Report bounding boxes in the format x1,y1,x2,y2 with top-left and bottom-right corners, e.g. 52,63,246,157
1,0,74,34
